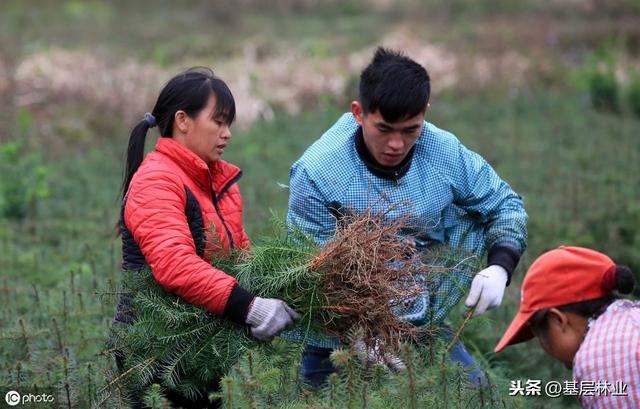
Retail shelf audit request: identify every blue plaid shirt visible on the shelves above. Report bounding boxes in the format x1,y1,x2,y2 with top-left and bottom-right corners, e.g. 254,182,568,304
284,113,528,347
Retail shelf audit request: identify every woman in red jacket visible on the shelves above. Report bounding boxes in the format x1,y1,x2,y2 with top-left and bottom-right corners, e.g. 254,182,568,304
114,67,298,408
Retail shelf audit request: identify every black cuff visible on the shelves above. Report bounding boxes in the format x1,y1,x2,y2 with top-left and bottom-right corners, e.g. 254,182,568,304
487,243,522,287
223,285,255,325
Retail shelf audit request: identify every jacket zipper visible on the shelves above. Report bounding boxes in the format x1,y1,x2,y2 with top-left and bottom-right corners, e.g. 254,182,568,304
209,171,242,250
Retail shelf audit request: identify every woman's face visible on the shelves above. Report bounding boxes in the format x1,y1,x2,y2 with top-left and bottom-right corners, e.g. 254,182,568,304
531,309,587,369
175,94,231,165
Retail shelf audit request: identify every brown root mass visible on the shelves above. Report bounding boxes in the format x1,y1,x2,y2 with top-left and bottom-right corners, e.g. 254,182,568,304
309,206,435,354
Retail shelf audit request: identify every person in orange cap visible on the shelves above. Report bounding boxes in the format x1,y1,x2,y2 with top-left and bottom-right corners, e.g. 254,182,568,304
495,246,639,408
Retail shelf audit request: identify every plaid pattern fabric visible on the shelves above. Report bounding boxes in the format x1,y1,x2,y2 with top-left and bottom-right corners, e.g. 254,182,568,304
573,300,640,408
283,113,527,347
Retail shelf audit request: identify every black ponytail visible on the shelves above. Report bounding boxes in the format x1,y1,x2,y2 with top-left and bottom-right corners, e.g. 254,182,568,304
121,120,153,200
615,265,635,294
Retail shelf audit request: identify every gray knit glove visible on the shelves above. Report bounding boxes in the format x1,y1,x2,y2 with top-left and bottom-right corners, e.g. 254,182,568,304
245,297,301,341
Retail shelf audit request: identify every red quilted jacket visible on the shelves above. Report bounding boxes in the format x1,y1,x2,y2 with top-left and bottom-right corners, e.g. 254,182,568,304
124,137,251,317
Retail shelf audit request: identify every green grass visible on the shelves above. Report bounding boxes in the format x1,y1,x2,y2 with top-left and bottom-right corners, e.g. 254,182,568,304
2,86,638,407
1,1,639,406
1,0,394,65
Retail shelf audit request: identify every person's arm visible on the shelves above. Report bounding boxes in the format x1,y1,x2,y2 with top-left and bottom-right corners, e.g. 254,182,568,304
287,163,337,245
450,141,528,284
445,140,528,316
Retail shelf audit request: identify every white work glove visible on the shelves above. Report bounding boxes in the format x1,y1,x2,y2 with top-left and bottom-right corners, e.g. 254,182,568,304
354,339,406,372
245,297,301,341
464,265,508,317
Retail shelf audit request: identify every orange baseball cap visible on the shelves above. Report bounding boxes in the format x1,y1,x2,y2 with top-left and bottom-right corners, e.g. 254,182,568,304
494,246,617,353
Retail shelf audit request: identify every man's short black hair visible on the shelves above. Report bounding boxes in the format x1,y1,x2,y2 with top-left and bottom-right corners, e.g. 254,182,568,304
359,47,430,123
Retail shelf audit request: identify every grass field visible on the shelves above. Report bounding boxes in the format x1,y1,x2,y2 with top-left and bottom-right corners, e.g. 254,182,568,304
1,1,639,408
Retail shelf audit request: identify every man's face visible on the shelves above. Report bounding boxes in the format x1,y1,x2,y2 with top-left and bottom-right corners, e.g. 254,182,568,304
352,101,425,167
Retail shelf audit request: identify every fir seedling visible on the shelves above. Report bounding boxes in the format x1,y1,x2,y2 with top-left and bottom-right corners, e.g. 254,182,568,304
143,383,169,409
402,344,417,409
86,363,95,403
62,351,73,409
19,318,30,359
51,317,64,353
62,290,68,328
110,209,433,397
31,283,40,307
628,71,640,118
70,270,76,297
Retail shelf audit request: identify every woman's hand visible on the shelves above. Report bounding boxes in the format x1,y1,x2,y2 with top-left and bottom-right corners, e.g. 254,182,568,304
245,297,301,341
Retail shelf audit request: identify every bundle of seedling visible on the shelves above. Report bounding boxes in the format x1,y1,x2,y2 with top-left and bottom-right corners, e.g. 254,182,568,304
107,207,438,402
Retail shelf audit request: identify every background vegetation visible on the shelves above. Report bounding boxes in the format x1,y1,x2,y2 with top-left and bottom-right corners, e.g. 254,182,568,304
1,1,639,407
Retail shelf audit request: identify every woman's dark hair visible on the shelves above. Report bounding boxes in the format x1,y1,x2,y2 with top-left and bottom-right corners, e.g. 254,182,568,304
359,47,430,123
120,67,235,200
529,265,635,335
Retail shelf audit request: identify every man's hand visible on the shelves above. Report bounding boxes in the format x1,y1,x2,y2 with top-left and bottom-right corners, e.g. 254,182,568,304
464,265,508,317
245,297,301,341
354,339,406,372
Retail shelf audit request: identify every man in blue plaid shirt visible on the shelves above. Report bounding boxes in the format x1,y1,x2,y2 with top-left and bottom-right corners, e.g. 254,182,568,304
286,47,528,386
